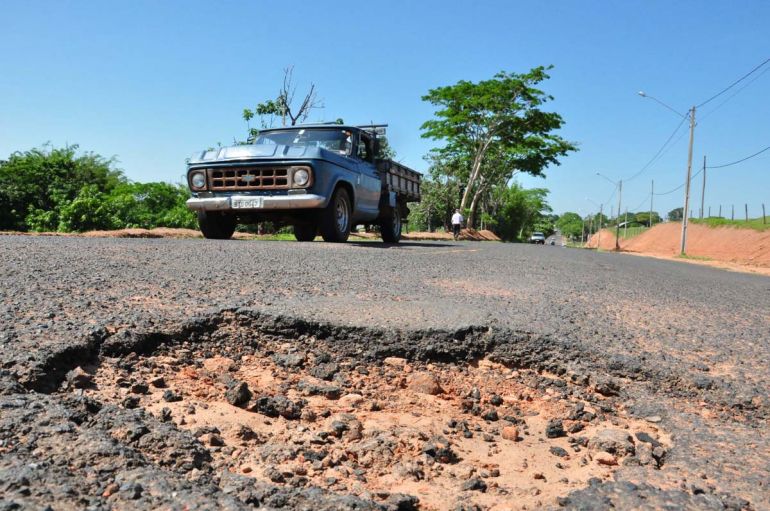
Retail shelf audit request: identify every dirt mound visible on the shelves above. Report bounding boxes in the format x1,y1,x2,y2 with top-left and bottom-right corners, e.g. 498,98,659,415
624,222,770,267
586,223,770,270
81,227,203,239
403,229,501,241
585,229,618,250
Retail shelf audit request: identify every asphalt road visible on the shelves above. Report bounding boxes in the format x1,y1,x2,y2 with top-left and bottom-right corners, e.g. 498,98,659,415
1,235,768,509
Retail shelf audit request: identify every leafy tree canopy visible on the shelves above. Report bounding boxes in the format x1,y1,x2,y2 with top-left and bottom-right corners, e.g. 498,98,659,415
0,144,196,232
556,212,583,239
420,67,577,227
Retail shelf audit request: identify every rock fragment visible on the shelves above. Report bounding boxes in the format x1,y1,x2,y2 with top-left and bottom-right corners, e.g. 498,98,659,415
545,419,566,438
225,380,252,407
588,429,635,456
65,366,92,389
501,426,520,441
408,373,444,395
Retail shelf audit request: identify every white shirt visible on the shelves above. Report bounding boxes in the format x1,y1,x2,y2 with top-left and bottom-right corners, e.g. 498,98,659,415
451,213,463,225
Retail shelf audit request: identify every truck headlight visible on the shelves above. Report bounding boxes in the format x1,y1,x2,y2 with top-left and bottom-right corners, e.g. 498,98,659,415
190,171,207,190
291,167,310,187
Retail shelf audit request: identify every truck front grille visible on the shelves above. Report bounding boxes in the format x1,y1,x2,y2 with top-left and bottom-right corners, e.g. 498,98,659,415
208,167,289,191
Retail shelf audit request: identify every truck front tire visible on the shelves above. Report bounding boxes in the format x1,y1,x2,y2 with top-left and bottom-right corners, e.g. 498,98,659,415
320,188,351,243
293,223,317,242
197,211,236,240
380,207,402,243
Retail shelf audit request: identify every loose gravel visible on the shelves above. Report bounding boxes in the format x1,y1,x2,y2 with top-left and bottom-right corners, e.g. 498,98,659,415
1,235,768,510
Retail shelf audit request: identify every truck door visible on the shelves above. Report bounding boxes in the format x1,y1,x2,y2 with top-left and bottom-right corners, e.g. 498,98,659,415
353,132,381,219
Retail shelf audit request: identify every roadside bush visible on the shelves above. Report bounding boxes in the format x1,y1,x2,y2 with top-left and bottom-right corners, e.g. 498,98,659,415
0,144,197,232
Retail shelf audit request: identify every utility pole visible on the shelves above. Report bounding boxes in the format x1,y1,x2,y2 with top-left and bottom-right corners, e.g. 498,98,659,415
719,204,722,218
650,180,654,228
745,204,749,222
680,106,696,255
700,156,707,219
598,204,603,249
731,204,734,220
615,180,622,250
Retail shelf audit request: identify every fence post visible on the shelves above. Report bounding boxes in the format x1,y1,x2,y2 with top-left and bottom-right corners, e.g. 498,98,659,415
719,204,722,218
763,204,766,225
745,204,749,222
732,204,734,221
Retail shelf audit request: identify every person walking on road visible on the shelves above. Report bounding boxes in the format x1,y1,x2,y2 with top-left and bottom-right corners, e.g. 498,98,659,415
451,209,464,240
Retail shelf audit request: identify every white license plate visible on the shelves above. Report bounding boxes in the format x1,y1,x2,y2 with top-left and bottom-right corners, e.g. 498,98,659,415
231,197,264,209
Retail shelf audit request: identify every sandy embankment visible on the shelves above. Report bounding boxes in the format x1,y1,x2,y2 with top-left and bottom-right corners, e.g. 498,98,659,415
586,223,770,275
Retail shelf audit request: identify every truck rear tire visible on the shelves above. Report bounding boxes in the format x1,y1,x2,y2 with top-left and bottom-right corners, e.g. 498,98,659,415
320,188,351,243
380,207,402,243
293,223,317,242
197,211,236,240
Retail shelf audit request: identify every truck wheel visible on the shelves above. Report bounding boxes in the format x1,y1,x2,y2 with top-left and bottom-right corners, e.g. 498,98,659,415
320,188,351,243
197,211,236,240
293,223,317,242
380,207,401,243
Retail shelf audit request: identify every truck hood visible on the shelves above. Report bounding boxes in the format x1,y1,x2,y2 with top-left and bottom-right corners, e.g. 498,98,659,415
188,144,344,165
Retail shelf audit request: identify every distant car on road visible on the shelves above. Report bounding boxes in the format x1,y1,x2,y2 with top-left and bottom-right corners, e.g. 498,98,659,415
529,232,546,244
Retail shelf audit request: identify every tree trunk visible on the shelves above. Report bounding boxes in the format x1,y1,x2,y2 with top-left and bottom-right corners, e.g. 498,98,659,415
459,135,495,212
467,182,488,228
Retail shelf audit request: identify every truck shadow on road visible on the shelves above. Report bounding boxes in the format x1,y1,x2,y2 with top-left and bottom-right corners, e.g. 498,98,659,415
347,241,463,249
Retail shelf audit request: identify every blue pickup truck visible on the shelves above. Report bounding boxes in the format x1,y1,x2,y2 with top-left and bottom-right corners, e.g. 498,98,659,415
185,124,421,243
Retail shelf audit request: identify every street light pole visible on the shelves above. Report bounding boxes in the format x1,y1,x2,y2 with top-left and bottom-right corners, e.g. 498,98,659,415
680,106,696,255
586,197,604,249
700,155,707,219
639,91,696,255
615,180,622,250
650,180,654,228
596,173,622,251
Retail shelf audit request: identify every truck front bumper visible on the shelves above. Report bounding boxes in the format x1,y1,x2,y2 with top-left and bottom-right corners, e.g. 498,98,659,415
186,194,326,212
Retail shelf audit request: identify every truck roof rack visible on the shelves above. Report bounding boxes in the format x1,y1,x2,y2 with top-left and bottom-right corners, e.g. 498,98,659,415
357,124,388,136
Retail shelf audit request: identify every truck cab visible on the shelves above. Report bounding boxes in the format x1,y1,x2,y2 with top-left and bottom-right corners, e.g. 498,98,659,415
186,124,420,243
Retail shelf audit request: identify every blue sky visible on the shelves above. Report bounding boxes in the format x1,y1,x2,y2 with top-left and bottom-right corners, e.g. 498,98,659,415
1,0,768,218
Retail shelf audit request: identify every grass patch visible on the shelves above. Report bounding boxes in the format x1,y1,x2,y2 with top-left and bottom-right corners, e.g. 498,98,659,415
691,217,769,231
617,225,649,239
677,254,713,262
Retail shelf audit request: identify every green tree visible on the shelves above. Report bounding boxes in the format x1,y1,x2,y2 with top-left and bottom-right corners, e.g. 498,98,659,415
407,159,462,232
556,212,583,239
420,67,576,227
490,183,551,242
0,144,123,231
0,143,196,232
634,211,661,227
57,184,115,231
668,207,683,221
104,182,196,229
243,66,322,139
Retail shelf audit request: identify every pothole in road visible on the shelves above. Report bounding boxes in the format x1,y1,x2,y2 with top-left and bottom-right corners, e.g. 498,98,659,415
79,322,670,510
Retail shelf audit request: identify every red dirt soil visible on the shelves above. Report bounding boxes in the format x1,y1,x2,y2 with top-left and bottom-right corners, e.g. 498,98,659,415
586,223,770,272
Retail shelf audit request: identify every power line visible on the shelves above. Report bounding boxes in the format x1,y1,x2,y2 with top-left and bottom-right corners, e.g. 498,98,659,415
707,144,770,169
700,64,770,122
696,57,770,108
630,193,651,212
654,167,704,196
624,115,688,182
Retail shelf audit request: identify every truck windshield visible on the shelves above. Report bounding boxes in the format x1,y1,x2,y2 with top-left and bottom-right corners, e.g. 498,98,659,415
254,129,352,154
